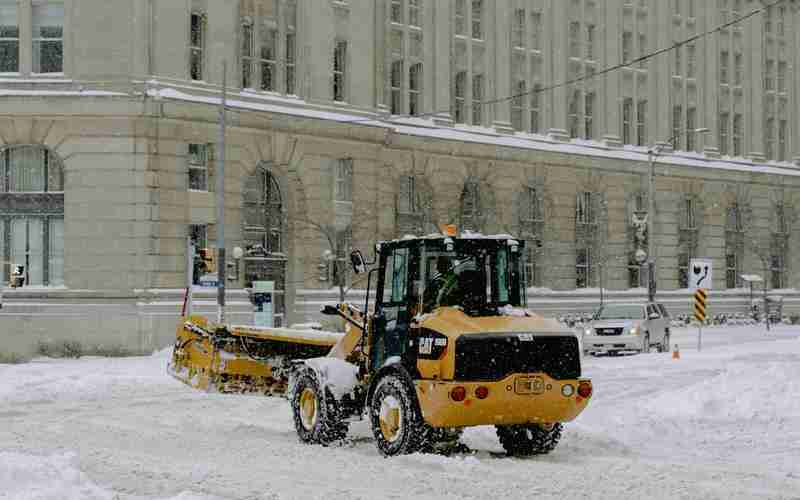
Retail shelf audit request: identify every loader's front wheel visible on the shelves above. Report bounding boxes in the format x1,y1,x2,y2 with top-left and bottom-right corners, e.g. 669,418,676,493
290,371,348,445
496,423,563,456
370,374,424,456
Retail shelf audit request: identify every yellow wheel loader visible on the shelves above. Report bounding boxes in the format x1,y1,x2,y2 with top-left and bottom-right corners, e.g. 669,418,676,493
169,233,593,456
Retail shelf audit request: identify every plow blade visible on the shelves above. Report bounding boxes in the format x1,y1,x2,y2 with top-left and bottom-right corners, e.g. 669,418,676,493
168,315,343,396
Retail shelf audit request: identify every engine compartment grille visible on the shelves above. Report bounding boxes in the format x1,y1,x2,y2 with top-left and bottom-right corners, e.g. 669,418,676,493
454,334,581,382
595,327,624,336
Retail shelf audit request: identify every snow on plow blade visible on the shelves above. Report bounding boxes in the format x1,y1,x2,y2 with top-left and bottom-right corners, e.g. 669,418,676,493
168,315,343,395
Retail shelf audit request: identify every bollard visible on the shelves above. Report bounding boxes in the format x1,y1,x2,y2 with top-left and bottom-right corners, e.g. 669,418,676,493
672,344,680,360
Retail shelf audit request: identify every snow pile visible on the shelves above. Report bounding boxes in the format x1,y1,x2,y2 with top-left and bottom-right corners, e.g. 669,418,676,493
0,451,225,500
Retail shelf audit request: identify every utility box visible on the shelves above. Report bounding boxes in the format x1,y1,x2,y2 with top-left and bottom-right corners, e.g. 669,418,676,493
252,281,275,327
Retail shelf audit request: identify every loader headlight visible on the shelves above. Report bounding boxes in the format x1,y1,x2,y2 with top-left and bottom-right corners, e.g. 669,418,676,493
561,384,575,397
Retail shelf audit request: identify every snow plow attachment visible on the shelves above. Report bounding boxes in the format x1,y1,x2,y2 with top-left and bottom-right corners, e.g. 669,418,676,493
168,314,345,395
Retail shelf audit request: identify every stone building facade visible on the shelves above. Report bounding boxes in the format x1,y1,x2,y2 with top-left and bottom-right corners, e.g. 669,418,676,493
1,0,800,352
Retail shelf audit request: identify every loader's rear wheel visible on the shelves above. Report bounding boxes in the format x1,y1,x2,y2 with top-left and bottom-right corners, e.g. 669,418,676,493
370,375,424,456
496,423,563,456
290,371,348,445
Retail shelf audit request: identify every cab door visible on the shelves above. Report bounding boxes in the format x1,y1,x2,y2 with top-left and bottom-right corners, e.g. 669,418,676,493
372,245,418,369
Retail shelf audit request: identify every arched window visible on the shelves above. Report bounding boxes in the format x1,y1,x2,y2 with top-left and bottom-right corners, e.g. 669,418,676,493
459,180,481,231
0,145,65,286
243,164,283,254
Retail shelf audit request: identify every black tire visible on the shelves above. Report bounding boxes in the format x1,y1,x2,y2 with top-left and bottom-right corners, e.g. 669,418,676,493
496,423,563,456
369,374,425,456
290,370,348,445
658,330,670,353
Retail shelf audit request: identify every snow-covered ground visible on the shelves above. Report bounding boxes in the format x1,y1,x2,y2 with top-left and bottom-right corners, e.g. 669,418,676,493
2,325,799,500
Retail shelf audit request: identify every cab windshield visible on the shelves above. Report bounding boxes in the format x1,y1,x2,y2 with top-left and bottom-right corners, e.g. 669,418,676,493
419,240,525,315
595,305,646,320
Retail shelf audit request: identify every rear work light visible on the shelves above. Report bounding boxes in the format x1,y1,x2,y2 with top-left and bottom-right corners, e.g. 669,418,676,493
474,386,489,399
577,381,593,399
450,386,467,402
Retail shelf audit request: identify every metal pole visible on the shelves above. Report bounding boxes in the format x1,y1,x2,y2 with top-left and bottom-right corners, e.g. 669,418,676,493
216,61,227,324
186,236,194,317
647,150,656,302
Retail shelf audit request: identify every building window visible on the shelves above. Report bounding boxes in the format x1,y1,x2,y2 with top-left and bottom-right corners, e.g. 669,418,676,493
0,1,19,73
775,204,788,235
471,73,483,125
189,11,206,81
454,70,466,123
530,83,541,133
391,0,403,23
672,105,683,150
686,107,697,150
32,0,64,74
189,224,207,284
241,19,255,89
629,253,642,288
638,33,647,69
334,158,353,203
687,43,696,78
409,0,421,27
526,245,541,287
576,248,592,289
530,12,541,49
576,191,594,225
636,99,647,146
765,59,774,91
568,89,580,138
512,9,525,48
682,197,696,229
584,92,594,139
455,0,466,35
409,62,422,116
471,0,483,39
390,60,403,114
260,26,278,92
622,98,633,145
734,53,743,85
719,112,729,155
523,186,542,222
776,5,785,36
778,120,787,161
765,117,775,160
188,144,209,191
285,0,297,95
777,61,787,92
398,175,416,214
719,50,729,84
569,22,580,58
732,113,743,157
460,181,480,230
678,252,689,289
771,254,784,289
725,253,737,288
726,203,742,231
0,145,65,287
511,80,524,131
622,31,633,65
243,166,283,255
333,40,347,102
764,5,773,33
673,43,681,76
586,24,595,60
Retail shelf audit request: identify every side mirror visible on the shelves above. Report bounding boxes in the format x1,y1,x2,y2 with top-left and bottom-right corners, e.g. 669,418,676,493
350,249,366,274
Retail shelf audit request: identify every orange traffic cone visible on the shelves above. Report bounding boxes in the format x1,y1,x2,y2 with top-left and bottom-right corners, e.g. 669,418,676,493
672,344,680,359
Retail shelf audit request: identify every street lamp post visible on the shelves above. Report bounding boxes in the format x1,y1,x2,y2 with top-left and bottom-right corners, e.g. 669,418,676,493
646,127,710,302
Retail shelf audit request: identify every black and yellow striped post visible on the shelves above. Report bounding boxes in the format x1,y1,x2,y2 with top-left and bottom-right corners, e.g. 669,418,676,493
694,289,708,351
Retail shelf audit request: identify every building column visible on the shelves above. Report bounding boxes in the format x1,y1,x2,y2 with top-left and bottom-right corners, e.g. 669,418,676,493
652,0,672,148
547,0,568,140
601,0,622,147
701,3,720,157
491,0,513,133
745,3,765,161
792,5,800,165
432,0,453,126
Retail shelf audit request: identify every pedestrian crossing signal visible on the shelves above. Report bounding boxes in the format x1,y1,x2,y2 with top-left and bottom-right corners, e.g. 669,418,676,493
694,289,708,322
